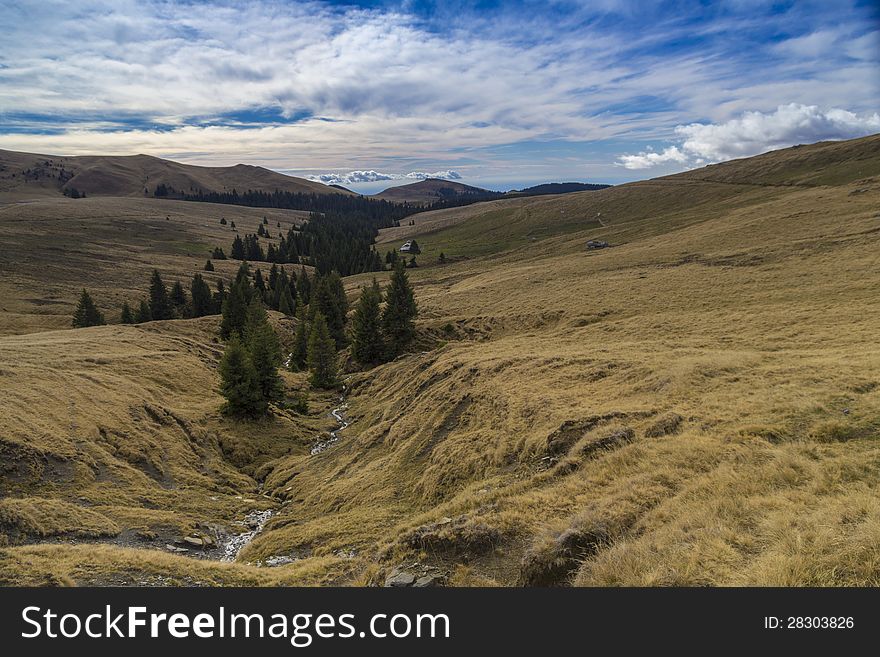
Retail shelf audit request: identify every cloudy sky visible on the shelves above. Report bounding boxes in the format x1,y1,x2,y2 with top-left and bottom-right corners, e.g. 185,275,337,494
0,1,877,192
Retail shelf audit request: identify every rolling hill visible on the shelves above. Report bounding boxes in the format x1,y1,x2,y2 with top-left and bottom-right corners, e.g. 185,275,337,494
1,135,879,587
0,149,352,201
372,178,495,204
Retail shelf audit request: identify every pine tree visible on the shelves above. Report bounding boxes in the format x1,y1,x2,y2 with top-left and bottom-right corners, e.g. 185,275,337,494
204,259,215,271
220,278,249,339
382,260,418,358
307,312,338,389
120,301,134,324
136,298,152,323
218,336,265,417
351,279,383,366
170,280,187,310
297,266,311,305
220,217,227,225
246,317,283,403
438,252,446,264
148,270,173,320
254,269,266,293
231,234,245,260
278,283,295,316
268,263,279,291
312,272,347,349
72,289,105,328
290,305,309,371
191,273,213,317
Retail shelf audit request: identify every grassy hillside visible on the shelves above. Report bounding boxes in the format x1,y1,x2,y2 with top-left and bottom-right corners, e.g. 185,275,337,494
2,135,879,586
0,149,350,201
0,197,307,335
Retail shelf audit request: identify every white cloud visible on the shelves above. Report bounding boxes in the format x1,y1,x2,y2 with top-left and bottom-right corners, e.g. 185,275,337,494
616,146,687,170
618,104,880,169
309,170,462,185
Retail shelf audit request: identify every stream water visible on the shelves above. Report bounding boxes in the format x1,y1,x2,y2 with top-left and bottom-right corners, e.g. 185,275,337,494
220,508,275,562
310,394,350,455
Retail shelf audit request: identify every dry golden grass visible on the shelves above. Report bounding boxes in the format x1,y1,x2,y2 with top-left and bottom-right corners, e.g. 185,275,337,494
0,196,308,335
1,135,879,586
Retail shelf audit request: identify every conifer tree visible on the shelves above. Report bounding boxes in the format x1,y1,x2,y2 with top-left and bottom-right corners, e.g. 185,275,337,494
290,305,309,371
278,283,295,316
312,272,347,349
148,270,173,320
307,312,338,389
268,263,279,291
297,266,311,305
231,234,245,259
204,259,215,271
351,279,383,366
213,279,227,314
120,301,134,324
254,269,266,293
191,273,213,317
136,298,152,323
218,336,265,417
246,311,283,403
170,280,187,310
72,289,105,328
382,261,417,358
220,278,249,339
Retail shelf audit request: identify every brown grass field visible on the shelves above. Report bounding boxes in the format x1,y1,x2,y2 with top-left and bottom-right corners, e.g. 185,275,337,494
1,135,879,586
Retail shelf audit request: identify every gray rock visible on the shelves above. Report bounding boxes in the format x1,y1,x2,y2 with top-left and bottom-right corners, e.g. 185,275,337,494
414,575,441,587
385,571,416,587
183,536,204,547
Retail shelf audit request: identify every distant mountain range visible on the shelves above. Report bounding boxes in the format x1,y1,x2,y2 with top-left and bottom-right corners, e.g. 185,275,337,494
0,149,350,201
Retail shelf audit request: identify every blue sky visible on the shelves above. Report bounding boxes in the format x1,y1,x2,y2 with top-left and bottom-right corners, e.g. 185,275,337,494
0,0,877,192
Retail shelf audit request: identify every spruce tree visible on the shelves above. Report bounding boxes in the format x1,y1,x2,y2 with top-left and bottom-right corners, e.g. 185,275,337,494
220,278,249,339
278,283,295,316
351,279,383,366
297,266,311,305
148,270,173,320
219,336,265,417
204,259,215,271
191,273,213,317
136,298,152,323
247,320,283,403
268,263,279,291
312,273,346,349
170,280,187,310
307,312,338,389
120,301,134,324
290,305,309,371
231,234,245,259
382,260,417,358
72,289,105,328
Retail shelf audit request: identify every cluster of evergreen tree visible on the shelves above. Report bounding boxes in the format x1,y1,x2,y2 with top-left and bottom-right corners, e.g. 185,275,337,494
72,289,105,327
350,261,418,366
231,234,265,261
218,284,283,418
222,214,385,277
120,270,227,324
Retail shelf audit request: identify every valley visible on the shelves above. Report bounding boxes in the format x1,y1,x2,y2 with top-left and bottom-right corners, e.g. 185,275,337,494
1,135,879,587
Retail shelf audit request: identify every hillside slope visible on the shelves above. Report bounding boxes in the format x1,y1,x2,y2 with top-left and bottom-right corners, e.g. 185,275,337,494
2,135,879,586
0,149,351,200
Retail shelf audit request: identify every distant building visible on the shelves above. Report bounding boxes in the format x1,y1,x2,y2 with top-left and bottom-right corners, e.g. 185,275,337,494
400,239,422,254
